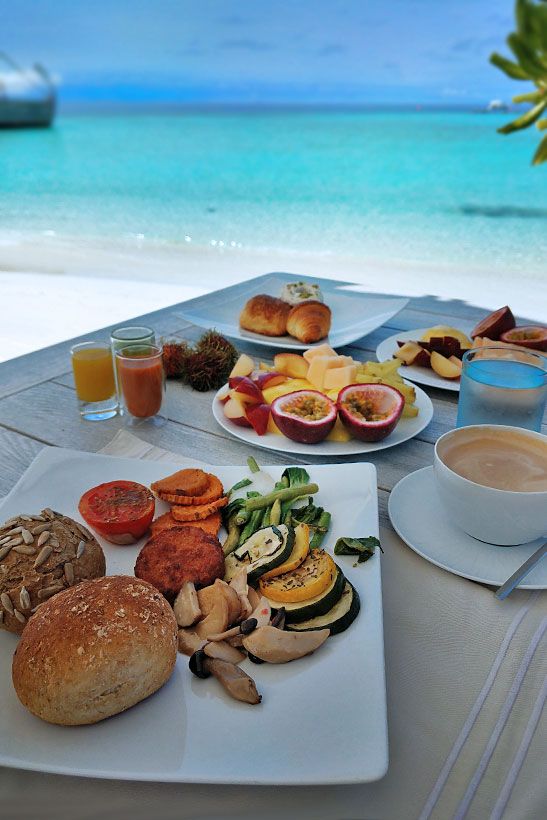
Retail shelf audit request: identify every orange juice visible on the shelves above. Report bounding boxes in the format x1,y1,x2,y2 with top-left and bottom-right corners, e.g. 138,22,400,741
72,347,116,402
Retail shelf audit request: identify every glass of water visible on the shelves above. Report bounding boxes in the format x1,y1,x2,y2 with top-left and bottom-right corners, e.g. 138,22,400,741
456,346,547,431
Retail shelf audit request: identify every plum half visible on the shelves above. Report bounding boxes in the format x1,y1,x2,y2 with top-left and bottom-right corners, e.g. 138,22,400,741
270,390,337,444
337,384,404,442
500,326,547,352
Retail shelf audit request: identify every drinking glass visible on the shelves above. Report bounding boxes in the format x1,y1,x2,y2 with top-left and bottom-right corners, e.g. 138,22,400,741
115,344,166,427
71,342,118,421
456,346,547,431
110,326,156,411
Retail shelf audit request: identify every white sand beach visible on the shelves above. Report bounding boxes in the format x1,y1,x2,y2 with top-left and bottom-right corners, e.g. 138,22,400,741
2,235,546,363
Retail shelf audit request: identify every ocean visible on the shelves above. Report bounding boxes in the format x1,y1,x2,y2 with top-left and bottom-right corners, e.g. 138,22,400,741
1,109,546,278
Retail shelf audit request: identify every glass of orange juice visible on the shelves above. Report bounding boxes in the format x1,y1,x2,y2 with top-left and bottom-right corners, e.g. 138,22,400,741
71,342,118,421
115,344,166,427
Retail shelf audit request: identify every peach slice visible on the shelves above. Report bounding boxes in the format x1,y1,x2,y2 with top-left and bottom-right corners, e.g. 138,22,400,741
229,353,255,379
430,351,462,379
448,356,463,373
273,352,309,379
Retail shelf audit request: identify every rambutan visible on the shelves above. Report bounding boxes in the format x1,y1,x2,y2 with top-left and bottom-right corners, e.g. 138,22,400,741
162,340,191,379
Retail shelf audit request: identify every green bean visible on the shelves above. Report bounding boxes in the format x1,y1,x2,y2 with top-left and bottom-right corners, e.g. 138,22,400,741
227,478,252,497
262,506,271,527
270,498,281,525
247,456,260,473
245,483,319,513
238,508,263,546
222,517,241,556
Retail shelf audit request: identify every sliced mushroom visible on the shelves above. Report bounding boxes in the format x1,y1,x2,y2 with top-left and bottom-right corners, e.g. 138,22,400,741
249,596,271,628
204,658,262,705
228,566,248,597
195,594,230,640
173,582,202,628
247,586,261,610
198,579,241,626
242,625,330,664
178,628,206,656
238,593,253,621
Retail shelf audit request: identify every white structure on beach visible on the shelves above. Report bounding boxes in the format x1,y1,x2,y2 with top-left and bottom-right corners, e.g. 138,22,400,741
0,52,55,127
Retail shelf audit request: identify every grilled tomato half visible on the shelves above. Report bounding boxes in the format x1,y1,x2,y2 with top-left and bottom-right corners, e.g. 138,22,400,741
79,480,155,544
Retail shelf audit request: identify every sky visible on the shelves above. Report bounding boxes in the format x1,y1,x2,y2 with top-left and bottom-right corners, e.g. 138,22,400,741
0,0,520,105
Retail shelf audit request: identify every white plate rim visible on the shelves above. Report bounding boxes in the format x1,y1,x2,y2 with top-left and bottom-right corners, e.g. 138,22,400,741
0,447,388,784
212,382,434,456
178,271,409,350
388,466,547,589
376,328,471,392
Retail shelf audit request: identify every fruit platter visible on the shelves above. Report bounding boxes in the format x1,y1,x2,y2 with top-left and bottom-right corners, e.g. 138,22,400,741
376,307,547,393
213,345,434,456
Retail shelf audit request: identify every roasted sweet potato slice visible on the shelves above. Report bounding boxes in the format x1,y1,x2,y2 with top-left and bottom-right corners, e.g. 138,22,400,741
151,468,209,499
171,496,228,521
157,474,224,506
151,510,221,537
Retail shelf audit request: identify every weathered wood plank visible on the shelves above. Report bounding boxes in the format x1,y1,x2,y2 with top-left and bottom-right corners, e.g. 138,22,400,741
0,428,45,499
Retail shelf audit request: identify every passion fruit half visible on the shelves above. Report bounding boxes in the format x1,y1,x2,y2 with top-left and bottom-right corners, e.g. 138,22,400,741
471,306,515,340
500,326,547,352
337,384,404,442
270,390,337,444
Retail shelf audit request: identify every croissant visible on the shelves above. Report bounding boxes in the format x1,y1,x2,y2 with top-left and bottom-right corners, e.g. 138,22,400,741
286,300,331,344
239,294,291,337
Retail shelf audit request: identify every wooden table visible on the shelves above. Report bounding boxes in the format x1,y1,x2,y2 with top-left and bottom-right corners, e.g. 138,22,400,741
0,289,543,519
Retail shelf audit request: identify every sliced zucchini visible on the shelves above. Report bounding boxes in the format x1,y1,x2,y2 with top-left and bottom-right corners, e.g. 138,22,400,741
267,565,346,623
224,552,244,583
285,581,360,636
258,548,336,603
233,525,295,583
260,523,310,581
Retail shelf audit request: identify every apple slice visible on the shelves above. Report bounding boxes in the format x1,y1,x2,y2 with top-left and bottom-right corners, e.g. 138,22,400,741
229,353,255,379
223,397,253,427
254,371,287,390
245,403,271,436
230,376,264,405
217,383,231,404
273,352,309,379
430,351,461,379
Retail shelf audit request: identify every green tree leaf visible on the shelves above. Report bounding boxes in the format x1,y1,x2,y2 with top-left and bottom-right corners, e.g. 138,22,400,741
507,32,546,78
498,100,547,133
532,133,547,163
490,51,530,79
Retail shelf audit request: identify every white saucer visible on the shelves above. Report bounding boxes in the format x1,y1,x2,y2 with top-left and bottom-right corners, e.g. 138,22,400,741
388,467,547,589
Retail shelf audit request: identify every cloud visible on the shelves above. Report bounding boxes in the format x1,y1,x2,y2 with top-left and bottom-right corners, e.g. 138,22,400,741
218,38,274,52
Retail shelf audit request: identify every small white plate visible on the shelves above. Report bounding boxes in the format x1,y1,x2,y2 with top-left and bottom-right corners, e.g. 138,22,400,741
213,382,433,457
178,272,408,350
376,328,473,392
0,447,387,784
388,467,547,588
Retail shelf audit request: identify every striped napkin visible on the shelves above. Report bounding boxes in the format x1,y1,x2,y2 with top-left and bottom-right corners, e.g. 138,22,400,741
1,432,544,820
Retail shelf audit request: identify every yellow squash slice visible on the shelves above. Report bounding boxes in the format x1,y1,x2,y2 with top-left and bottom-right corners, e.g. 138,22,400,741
260,523,310,581
259,549,336,603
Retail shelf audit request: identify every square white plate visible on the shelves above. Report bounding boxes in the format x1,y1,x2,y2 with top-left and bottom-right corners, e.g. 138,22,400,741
0,447,388,784
178,272,408,350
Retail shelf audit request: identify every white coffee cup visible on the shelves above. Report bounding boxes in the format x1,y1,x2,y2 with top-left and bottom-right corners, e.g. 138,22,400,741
433,424,547,546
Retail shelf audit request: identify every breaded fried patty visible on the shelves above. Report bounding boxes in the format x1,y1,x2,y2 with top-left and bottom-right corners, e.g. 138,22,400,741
134,526,224,599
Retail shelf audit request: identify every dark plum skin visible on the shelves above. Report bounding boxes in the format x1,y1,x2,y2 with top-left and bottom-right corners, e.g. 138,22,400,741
271,390,337,444
337,384,404,442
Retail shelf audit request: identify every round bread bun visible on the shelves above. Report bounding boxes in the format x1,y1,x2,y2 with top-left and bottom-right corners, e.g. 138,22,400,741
0,509,106,635
12,575,178,725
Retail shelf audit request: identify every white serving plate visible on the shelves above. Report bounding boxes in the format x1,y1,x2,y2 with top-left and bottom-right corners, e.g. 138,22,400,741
389,467,547,588
0,447,388,784
178,271,408,350
376,327,474,392
213,382,433,456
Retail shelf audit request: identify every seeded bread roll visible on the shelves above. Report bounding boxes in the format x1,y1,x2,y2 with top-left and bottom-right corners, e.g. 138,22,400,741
12,575,178,725
0,509,106,635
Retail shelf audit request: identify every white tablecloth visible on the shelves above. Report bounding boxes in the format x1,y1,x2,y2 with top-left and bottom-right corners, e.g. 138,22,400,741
2,431,545,820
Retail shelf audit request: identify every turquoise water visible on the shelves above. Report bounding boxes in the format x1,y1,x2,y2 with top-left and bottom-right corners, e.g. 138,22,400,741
1,111,546,274
457,359,547,430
